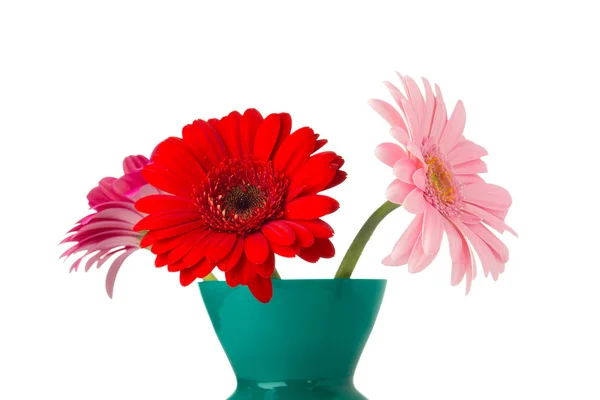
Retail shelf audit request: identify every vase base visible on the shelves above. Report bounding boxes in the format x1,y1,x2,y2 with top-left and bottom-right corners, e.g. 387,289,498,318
228,378,368,400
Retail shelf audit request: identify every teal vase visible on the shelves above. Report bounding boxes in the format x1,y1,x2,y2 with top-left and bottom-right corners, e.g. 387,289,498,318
199,278,386,400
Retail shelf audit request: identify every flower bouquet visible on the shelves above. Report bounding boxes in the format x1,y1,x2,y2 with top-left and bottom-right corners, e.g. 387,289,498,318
60,74,515,399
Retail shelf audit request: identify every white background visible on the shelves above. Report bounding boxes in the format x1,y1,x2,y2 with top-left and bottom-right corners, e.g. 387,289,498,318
1,1,599,399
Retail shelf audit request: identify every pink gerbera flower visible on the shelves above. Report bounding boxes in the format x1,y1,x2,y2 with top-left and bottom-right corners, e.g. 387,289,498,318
370,74,516,293
60,155,159,297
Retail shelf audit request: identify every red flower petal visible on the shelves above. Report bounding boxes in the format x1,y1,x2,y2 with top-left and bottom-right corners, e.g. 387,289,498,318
287,152,345,200
152,137,207,183
325,170,348,190
248,275,273,303
273,113,292,154
293,219,334,238
273,127,317,177
134,210,203,232
282,220,315,247
163,224,221,270
261,220,295,246
140,232,156,248
141,221,205,240
179,259,214,286
225,262,244,287
240,109,263,157
298,238,335,263
182,120,228,167
149,229,201,254
165,233,203,265
206,232,238,263
283,195,340,220
253,114,281,161
269,242,298,258
254,251,275,278
155,253,169,267
214,111,243,159
142,164,193,198
218,236,244,272
242,255,258,283
167,229,213,271
135,194,196,214
314,139,328,152
225,254,258,286
179,267,201,286
244,232,270,264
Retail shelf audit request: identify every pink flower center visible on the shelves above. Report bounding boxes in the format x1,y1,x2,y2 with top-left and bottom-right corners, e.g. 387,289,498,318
426,155,456,204
422,142,462,217
194,159,289,234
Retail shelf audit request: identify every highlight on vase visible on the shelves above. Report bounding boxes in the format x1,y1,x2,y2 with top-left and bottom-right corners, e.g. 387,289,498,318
369,73,517,293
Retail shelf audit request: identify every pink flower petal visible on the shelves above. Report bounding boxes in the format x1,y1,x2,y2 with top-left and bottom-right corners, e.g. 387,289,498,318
382,255,398,266
383,81,407,110
439,100,466,153
456,221,504,280
407,234,436,273
462,203,518,236
385,179,415,205
467,223,510,263
412,168,426,191
421,78,436,138
84,251,105,272
105,249,136,298
93,201,140,213
453,159,487,175
122,155,150,175
368,99,408,131
403,76,426,128
402,188,428,214
443,220,466,285
130,184,160,202
91,207,143,224
406,141,425,165
76,220,134,236
459,212,482,224
447,140,488,166
422,205,444,256
389,213,424,265
374,142,407,167
401,99,422,144
390,127,410,145
462,183,513,210
393,158,417,184
457,174,486,186
430,84,447,141
396,72,410,93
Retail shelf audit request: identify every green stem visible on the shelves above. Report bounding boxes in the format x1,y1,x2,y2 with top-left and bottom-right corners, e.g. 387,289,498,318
271,268,281,279
202,273,218,281
334,201,401,279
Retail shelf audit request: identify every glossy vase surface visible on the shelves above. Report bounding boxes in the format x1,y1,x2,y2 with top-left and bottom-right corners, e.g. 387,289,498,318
199,278,386,400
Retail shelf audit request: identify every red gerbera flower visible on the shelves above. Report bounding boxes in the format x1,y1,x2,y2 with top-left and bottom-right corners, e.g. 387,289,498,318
133,109,346,302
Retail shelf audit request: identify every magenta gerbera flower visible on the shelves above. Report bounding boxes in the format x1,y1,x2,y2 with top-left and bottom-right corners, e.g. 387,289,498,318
60,155,159,297
370,74,516,293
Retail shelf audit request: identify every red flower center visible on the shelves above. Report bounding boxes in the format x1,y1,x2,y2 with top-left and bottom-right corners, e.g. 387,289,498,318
194,159,289,234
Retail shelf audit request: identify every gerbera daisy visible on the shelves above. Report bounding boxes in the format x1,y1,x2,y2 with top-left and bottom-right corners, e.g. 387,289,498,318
60,155,159,297
133,109,346,302
369,74,516,293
